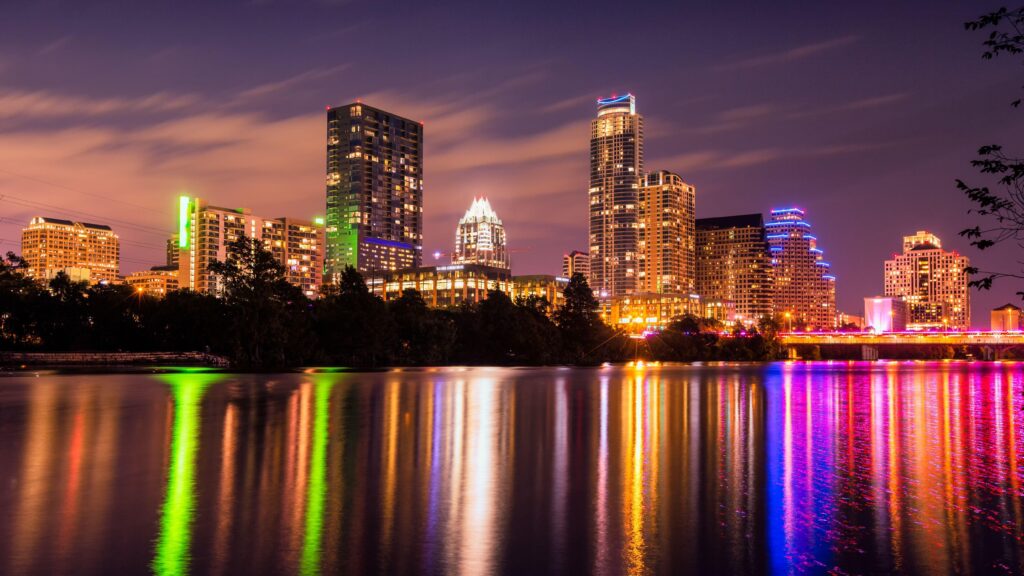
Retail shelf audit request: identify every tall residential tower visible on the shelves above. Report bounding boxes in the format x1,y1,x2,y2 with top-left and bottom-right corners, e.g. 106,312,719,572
21,217,120,284
638,170,695,294
325,102,423,281
589,94,643,298
695,214,774,325
767,208,837,330
884,231,970,330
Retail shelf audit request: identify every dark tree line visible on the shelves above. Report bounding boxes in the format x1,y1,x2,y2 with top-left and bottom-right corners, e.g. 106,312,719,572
1,237,783,370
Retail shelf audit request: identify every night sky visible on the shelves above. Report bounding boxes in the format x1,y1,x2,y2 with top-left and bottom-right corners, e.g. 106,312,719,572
1,0,1020,325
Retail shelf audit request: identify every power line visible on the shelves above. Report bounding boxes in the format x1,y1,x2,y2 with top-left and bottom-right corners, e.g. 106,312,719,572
0,195,172,238
0,166,168,215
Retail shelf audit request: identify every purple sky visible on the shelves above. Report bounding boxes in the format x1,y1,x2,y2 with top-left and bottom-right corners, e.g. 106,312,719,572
1,0,1021,325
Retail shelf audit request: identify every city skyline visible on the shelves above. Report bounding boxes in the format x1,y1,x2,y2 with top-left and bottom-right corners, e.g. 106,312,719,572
0,1,1020,325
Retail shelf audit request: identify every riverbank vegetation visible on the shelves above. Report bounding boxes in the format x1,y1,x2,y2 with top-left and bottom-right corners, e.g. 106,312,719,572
1,238,784,370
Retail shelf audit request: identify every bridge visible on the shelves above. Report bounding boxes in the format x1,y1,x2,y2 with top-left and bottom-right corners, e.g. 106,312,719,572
779,331,1024,360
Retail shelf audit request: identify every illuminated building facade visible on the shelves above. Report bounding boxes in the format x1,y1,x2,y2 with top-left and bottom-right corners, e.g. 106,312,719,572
126,265,179,297
166,235,179,268
767,208,837,330
371,264,512,308
991,303,1023,331
177,197,324,298
511,275,569,309
864,296,908,332
561,250,590,281
453,197,510,270
638,170,695,294
589,93,642,299
602,293,731,334
884,231,969,330
20,216,119,284
695,214,773,326
325,102,423,281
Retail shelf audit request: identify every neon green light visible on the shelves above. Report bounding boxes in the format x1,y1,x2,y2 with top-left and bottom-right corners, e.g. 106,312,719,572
152,373,221,576
300,378,336,576
314,217,325,226
178,196,190,248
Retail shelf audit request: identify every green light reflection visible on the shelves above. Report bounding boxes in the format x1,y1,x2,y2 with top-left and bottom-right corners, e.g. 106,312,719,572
300,377,336,576
152,373,222,576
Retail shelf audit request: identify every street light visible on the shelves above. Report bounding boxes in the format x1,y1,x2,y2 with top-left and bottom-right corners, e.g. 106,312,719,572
784,311,792,333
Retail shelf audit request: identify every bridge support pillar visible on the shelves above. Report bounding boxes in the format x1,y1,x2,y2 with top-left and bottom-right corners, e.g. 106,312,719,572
786,347,799,360
861,345,879,361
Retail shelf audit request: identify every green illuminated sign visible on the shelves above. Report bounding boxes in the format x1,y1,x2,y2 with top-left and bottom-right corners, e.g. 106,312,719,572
313,216,325,226
178,196,190,248
152,373,221,576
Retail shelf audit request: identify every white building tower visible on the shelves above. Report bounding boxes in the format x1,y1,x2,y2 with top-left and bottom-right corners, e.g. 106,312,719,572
453,197,510,270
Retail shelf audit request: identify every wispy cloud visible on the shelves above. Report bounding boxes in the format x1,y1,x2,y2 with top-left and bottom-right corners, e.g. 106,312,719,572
239,64,350,100
38,35,73,56
653,140,895,173
0,90,201,120
788,92,910,119
719,35,859,70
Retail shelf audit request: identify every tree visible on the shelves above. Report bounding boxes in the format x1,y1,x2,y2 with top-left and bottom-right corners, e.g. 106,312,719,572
208,235,314,369
0,252,46,348
958,7,1024,296
554,273,614,364
388,288,454,365
314,266,393,366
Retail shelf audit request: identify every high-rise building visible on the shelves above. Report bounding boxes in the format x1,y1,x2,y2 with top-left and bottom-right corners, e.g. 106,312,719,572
561,250,590,281
453,197,509,270
767,208,837,330
695,214,774,326
177,197,324,298
883,231,970,330
638,170,695,294
325,102,423,281
126,265,179,297
20,217,120,284
166,235,179,268
589,93,643,299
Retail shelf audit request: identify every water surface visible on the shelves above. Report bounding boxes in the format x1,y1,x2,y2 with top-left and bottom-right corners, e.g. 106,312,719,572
0,362,1022,575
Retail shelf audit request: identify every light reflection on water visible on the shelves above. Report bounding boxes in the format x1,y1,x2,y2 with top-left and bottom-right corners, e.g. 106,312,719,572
0,362,1022,575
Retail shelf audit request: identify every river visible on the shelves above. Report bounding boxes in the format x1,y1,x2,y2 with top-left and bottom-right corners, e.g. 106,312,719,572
0,362,1022,575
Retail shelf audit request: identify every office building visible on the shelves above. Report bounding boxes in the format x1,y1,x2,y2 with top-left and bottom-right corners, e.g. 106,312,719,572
767,208,837,330
177,197,324,298
992,303,1023,331
883,231,970,330
166,235,179,268
695,214,774,326
371,264,511,308
561,250,590,281
325,102,423,281
864,296,909,333
453,197,509,270
511,275,569,309
125,265,179,297
638,170,695,294
589,93,643,299
20,217,119,284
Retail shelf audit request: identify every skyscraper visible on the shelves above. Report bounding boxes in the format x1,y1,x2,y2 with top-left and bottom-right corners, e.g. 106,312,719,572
453,197,510,270
638,170,695,294
884,231,970,330
177,197,324,298
767,208,836,330
325,102,423,281
589,93,642,299
695,214,774,325
20,217,120,284
562,250,590,281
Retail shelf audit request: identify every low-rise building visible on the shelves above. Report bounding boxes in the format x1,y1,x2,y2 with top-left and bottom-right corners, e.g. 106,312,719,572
991,303,1023,332
864,296,909,333
125,265,180,297
511,275,569,309
370,264,512,308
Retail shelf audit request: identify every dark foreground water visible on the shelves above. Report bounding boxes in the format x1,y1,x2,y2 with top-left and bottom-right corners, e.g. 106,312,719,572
1,362,1023,575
